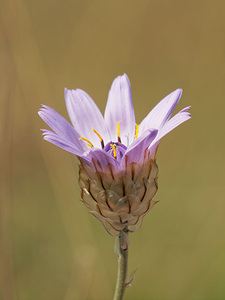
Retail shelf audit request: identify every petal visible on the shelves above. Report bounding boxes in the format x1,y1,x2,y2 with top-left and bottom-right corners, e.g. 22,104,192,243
38,105,84,151
149,106,191,151
65,88,110,149
104,74,135,147
41,129,90,163
122,129,158,167
89,148,120,172
158,107,191,139
139,89,182,134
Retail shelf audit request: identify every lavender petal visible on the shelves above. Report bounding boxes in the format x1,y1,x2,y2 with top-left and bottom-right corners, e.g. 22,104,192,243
149,106,191,152
65,88,110,148
139,89,182,134
104,74,135,146
38,105,84,151
41,129,90,163
90,148,121,172
122,129,158,167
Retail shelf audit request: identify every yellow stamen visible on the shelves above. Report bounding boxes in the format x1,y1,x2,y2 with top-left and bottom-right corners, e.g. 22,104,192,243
117,121,121,143
135,123,139,140
79,136,94,148
92,128,104,149
110,143,117,158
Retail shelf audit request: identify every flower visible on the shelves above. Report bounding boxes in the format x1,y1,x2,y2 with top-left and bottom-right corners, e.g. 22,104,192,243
38,74,191,248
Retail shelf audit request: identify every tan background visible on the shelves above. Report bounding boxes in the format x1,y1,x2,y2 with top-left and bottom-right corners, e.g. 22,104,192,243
1,0,225,299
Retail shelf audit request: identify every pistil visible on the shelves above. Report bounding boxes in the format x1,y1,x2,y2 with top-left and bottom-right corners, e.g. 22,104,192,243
110,143,117,158
117,121,121,143
92,128,104,149
79,136,94,148
135,123,139,140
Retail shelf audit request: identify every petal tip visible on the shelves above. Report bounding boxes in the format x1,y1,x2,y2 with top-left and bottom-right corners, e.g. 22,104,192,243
112,73,131,88
121,73,131,85
122,73,129,80
174,88,183,98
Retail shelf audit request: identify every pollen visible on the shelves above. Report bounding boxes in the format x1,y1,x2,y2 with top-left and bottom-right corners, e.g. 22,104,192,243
110,143,117,158
117,121,121,143
135,123,139,140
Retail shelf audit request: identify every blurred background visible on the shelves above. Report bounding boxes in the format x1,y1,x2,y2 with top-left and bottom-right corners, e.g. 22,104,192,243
1,0,225,299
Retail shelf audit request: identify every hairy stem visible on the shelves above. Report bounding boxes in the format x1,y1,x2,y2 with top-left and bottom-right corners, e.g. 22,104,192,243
113,233,128,300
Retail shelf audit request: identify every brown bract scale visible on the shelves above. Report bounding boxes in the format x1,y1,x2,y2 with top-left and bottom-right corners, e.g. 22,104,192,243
78,154,159,249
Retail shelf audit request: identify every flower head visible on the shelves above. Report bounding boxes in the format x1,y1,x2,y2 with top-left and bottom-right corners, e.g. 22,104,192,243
39,74,191,248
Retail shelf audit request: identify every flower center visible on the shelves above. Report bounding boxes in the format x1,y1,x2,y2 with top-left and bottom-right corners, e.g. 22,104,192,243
79,122,139,160
104,142,127,161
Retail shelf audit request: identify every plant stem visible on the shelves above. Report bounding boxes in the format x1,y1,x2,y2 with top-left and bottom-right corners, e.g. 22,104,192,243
113,233,128,300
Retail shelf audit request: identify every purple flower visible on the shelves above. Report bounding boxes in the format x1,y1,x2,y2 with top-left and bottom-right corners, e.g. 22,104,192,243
38,74,191,246
39,74,190,169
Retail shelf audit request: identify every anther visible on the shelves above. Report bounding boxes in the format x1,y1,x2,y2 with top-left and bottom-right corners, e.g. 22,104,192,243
92,128,104,149
110,143,117,158
79,136,94,148
135,123,139,140
117,121,121,143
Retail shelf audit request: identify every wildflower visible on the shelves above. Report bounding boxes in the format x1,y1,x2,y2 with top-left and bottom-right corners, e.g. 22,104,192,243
38,74,190,249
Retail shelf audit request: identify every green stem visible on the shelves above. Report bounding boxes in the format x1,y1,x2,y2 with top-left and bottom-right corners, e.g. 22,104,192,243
113,233,128,300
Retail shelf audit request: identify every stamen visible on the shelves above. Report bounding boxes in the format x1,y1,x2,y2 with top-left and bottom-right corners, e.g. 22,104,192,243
79,136,94,148
92,128,104,149
135,123,139,140
110,143,117,158
117,121,121,143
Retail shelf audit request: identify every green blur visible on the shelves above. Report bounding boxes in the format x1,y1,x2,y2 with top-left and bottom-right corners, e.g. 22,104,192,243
1,0,225,299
